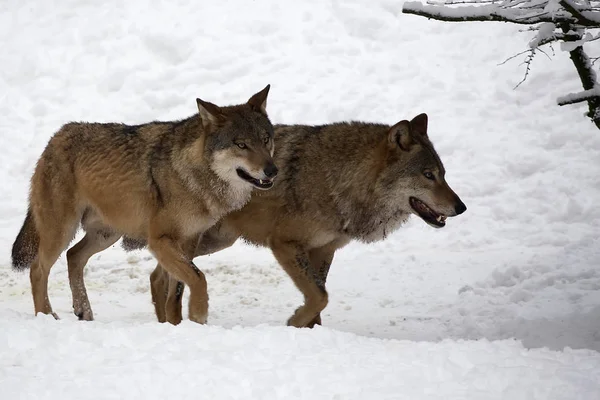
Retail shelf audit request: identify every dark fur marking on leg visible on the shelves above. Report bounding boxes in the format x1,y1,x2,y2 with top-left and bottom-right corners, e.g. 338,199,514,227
190,261,202,277
314,261,330,291
296,250,326,293
295,254,310,273
174,282,184,302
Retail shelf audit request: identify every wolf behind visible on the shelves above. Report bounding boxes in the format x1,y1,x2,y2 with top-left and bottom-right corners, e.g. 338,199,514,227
146,113,467,327
11,85,277,324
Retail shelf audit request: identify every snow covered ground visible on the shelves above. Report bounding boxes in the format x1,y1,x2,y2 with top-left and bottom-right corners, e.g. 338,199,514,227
1,0,600,398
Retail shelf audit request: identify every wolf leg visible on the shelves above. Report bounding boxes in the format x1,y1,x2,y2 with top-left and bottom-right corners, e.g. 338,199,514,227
150,267,185,325
154,228,240,325
149,265,169,323
305,246,335,328
162,236,203,325
30,217,79,319
67,229,121,321
30,253,59,319
165,279,185,325
271,240,328,328
304,238,349,328
148,233,208,325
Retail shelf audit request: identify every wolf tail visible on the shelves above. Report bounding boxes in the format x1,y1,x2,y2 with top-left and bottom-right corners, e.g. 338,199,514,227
11,208,40,271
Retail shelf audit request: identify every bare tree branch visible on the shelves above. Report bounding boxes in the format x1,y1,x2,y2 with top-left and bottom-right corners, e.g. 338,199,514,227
515,49,536,88
498,49,531,65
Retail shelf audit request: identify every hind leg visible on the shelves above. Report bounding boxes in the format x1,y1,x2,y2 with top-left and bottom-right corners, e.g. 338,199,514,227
149,266,186,325
30,217,80,319
165,278,185,325
30,256,59,319
150,265,169,323
67,228,121,321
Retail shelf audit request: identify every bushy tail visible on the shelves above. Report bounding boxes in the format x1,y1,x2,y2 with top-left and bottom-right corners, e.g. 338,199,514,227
11,208,39,271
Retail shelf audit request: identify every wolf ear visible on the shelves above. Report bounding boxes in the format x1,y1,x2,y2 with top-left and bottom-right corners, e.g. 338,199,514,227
196,98,223,130
247,84,270,116
388,120,413,151
410,113,428,138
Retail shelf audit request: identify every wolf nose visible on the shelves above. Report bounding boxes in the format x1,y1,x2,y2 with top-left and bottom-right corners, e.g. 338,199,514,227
455,200,467,215
263,163,278,178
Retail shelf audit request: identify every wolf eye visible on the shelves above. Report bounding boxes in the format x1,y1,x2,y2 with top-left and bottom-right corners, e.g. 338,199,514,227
424,171,435,180
236,142,247,149
263,137,270,144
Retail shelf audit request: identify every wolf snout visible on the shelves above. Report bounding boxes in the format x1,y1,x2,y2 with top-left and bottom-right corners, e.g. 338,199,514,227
263,162,278,179
454,199,467,215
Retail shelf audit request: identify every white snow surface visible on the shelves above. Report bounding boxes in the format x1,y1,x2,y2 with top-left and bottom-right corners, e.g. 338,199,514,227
1,0,600,399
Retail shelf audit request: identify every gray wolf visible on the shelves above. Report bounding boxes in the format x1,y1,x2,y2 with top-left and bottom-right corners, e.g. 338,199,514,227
11,85,276,324
144,113,466,327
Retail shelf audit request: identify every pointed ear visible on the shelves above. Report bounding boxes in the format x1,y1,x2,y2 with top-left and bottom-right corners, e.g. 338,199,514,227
196,98,223,130
388,120,413,151
410,113,428,138
247,84,270,115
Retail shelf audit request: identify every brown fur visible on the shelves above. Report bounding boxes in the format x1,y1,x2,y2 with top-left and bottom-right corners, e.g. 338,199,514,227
11,85,277,324
144,113,467,327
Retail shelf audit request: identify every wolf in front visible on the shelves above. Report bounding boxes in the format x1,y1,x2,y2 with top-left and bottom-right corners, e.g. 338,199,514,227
145,113,467,327
11,85,277,325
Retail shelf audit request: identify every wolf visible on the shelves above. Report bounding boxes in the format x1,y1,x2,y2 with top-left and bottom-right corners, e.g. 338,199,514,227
11,85,277,324
137,113,467,327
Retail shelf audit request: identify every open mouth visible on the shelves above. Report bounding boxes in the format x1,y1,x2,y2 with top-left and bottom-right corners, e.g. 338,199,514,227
236,168,274,190
409,197,446,228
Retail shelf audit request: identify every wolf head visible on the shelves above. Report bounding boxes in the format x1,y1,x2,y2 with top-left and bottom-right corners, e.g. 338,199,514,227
197,85,278,191
381,113,466,228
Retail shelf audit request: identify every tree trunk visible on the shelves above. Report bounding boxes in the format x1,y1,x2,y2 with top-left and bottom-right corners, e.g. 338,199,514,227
561,24,600,130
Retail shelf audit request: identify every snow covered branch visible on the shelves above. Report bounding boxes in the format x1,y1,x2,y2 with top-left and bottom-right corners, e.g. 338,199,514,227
560,0,600,26
557,87,600,105
402,1,600,26
403,3,555,25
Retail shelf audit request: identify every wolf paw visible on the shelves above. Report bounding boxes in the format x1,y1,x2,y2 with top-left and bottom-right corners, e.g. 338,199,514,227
306,313,322,328
73,305,94,321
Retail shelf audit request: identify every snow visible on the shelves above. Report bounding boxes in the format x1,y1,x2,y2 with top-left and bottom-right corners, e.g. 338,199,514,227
529,22,556,48
2,319,600,400
1,0,600,398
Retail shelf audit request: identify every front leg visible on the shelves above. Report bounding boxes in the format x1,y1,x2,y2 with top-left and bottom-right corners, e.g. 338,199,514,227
270,239,328,328
304,238,349,328
153,226,241,324
304,247,334,328
147,227,208,325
